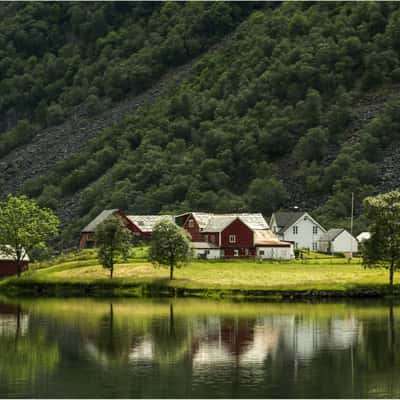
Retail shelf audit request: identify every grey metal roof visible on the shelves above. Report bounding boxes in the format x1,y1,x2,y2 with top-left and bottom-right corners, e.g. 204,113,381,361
271,212,305,233
203,215,236,232
191,213,214,229
81,209,118,233
127,215,174,232
253,229,283,245
319,229,345,242
202,213,269,232
0,246,29,261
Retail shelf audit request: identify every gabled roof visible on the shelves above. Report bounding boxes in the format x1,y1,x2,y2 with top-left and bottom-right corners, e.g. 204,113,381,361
126,215,174,233
0,246,29,262
203,215,237,232
191,213,214,229
203,213,269,232
176,212,269,232
271,211,326,234
271,211,305,232
82,209,118,233
320,228,345,242
253,230,290,247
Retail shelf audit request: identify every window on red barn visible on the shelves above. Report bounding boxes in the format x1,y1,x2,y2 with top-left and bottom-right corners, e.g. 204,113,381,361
229,234,236,243
234,249,239,257
188,219,194,228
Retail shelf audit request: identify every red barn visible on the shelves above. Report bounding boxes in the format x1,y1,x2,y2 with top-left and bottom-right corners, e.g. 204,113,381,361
0,246,29,277
125,215,175,240
176,212,294,260
79,209,174,249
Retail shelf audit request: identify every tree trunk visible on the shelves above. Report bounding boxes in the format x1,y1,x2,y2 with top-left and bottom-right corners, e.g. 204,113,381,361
170,264,174,280
110,266,114,279
389,261,394,288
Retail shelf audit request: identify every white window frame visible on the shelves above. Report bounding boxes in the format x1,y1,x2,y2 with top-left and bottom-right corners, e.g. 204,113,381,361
259,250,265,256
293,226,298,235
188,219,194,228
313,226,318,235
229,234,236,243
233,249,239,257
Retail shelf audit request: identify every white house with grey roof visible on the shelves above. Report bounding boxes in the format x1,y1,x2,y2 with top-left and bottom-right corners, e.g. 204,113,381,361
318,229,358,255
270,211,326,250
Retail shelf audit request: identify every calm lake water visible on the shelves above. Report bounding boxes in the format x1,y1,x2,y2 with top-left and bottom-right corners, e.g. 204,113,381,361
0,297,399,398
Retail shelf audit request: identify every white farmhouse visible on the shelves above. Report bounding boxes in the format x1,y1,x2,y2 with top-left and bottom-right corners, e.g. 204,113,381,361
269,211,326,250
318,229,358,255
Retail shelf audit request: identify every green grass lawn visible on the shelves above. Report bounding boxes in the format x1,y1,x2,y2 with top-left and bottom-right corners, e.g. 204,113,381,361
3,249,396,292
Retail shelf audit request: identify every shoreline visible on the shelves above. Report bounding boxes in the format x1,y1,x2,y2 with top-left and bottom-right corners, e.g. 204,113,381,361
1,279,399,299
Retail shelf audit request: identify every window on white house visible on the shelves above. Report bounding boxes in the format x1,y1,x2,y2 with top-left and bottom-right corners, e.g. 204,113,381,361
312,242,317,251
188,219,194,228
229,234,236,243
313,226,318,235
259,250,265,256
234,249,239,257
293,226,298,235
295,242,299,248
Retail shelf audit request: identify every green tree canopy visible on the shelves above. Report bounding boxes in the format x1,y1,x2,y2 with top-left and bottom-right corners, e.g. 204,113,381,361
95,216,132,279
362,191,400,287
148,220,192,280
0,195,59,276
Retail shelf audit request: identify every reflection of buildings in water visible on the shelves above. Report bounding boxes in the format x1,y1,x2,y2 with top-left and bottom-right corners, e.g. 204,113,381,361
93,314,362,371
0,304,29,337
281,315,362,362
129,336,154,362
192,318,279,366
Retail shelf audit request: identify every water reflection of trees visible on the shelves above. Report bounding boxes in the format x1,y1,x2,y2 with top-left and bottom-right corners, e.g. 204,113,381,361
2,299,399,397
0,303,59,385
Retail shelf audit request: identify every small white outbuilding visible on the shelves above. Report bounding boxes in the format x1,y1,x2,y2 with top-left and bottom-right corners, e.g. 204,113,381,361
318,229,358,256
357,232,371,243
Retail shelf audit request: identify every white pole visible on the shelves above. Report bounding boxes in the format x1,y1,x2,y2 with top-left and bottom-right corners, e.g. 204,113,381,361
350,192,354,259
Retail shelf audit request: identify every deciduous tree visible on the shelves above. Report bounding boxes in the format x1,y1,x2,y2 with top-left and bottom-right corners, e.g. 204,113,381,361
95,216,132,279
0,195,59,277
362,191,400,287
148,220,192,280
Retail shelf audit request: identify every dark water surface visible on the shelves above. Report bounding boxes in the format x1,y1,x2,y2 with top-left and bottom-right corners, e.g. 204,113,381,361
0,297,399,398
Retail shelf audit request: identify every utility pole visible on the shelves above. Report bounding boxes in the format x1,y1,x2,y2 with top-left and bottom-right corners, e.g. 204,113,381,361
350,192,354,259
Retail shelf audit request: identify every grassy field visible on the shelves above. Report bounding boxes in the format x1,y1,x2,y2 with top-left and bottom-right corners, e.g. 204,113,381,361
0,249,397,295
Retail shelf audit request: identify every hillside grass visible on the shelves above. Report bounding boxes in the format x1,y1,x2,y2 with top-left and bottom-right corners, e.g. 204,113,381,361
1,249,397,293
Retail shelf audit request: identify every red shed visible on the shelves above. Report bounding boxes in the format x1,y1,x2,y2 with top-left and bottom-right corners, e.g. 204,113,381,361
0,246,29,277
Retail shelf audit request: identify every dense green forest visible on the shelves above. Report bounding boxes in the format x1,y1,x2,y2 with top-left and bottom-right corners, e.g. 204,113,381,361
2,2,400,246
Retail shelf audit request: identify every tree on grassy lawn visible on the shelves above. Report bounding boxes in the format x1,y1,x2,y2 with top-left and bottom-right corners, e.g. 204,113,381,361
362,191,400,287
95,216,132,279
0,195,59,277
148,220,192,280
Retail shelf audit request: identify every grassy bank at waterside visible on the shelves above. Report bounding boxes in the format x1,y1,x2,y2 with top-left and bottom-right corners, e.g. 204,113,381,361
0,250,398,298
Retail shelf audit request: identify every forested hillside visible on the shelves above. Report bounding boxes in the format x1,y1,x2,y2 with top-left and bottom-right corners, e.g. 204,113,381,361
2,2,400,246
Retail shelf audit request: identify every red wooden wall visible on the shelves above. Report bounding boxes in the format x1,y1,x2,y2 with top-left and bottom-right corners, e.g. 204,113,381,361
0,261,28,277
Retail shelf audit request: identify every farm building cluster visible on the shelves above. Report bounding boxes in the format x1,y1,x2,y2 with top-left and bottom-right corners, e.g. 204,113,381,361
79,209,361,260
